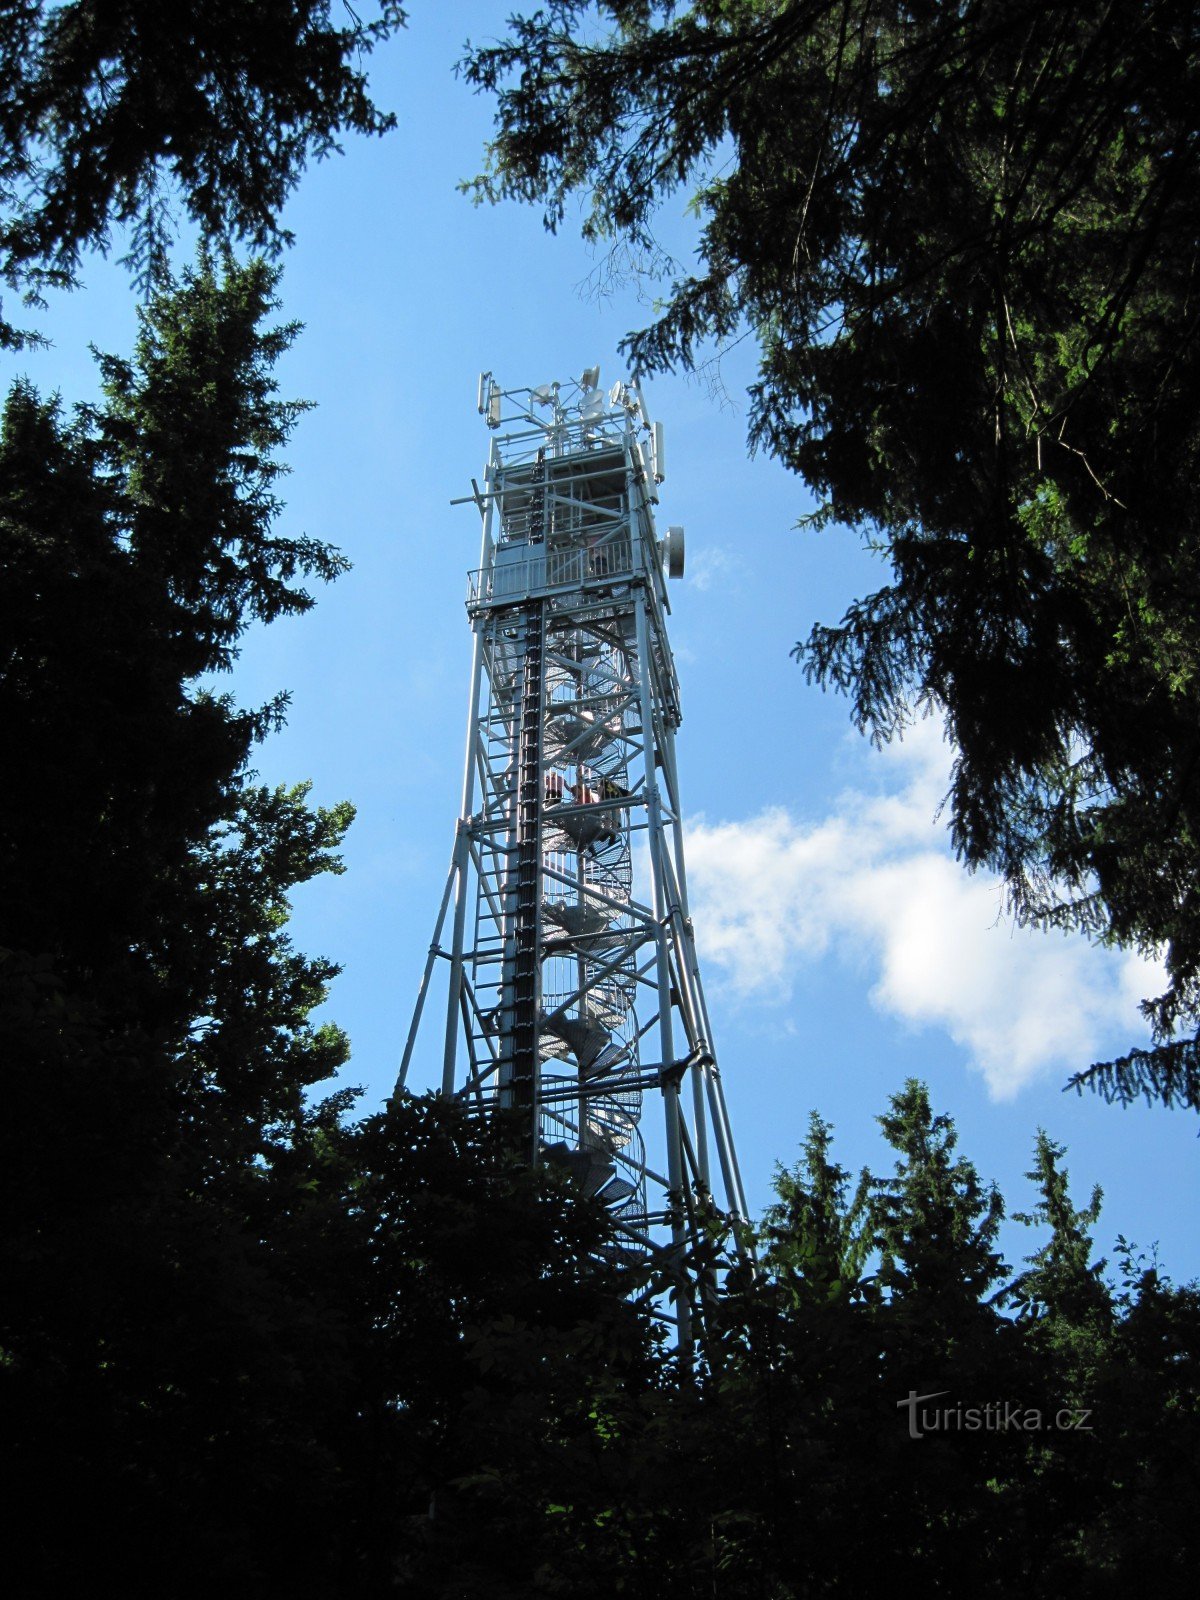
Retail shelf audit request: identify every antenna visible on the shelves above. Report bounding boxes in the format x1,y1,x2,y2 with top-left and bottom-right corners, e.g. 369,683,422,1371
630,377,652,431
395,368,748,1356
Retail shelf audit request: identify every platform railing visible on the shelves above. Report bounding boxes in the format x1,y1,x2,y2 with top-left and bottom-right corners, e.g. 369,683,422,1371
467,540,635,609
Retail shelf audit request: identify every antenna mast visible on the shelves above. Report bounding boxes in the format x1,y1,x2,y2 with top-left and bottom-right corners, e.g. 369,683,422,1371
396,370,747,1346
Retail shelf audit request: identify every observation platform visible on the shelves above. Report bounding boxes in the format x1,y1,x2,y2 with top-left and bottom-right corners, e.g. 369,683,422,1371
466,539,636,614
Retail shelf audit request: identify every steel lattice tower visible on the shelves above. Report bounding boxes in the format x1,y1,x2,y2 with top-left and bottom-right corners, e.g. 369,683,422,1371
395,370,747,1343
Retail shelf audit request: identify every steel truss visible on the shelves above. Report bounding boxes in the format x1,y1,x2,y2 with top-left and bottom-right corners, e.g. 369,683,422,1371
395,373,748,1345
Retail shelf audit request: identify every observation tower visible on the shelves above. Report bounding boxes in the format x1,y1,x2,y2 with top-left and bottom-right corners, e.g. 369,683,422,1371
395,370,746,1342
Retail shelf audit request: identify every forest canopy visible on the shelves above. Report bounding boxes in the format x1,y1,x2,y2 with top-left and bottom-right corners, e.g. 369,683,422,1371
0,1,406,346
3,5,1199,1590
463,0,1200,1112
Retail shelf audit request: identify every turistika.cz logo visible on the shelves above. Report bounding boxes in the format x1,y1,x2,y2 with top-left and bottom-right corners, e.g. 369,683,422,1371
898,1389,1093,1440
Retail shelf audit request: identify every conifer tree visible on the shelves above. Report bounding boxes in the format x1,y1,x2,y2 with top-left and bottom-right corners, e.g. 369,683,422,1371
1011,1131,1110,1328
873,1079,1007,1314
0,255,359,1591
761,1110,872,1298
0,2,406,347
462,0,1200,1110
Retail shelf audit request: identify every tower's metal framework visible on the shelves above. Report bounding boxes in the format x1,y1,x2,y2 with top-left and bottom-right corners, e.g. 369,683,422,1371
395,371,747,1341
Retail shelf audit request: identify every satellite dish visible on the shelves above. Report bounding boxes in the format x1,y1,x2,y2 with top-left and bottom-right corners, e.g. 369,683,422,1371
531,384,553,405
581,390,606,420
580,364,601,392
665,525,685,580
608,380,624,406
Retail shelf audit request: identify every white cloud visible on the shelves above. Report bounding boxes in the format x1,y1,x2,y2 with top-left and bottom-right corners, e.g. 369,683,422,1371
682,721,1162,1099
686,544,740,592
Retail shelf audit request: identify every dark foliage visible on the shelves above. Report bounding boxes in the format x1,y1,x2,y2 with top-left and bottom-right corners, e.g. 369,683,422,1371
462,0,1200,1110
0,254,356,1591
668,1085,1200,1599
0,1,406,345
0,251,653,1596
3,14,1197,1589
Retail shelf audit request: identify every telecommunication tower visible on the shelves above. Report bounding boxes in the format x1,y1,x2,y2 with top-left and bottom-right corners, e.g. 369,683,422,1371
394,369,747,1343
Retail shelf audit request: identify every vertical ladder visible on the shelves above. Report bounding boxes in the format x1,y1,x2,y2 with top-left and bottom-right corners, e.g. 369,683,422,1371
506,448,547,1131
509,601,544,1116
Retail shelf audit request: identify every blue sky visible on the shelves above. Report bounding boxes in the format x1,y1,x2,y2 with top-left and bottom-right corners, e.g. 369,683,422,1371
12,2,1197,1281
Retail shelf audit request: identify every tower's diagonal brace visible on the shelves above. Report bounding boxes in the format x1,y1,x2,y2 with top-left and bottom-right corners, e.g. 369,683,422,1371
395,374,747,1357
